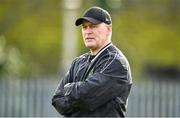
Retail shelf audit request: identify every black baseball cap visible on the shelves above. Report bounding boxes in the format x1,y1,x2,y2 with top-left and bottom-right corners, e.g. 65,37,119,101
75,6,112,26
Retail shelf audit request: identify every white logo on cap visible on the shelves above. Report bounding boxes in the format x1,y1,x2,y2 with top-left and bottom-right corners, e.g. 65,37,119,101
106,18,109,21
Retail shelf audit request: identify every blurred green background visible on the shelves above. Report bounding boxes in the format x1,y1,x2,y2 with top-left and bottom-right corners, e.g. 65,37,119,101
0,0,180,117
0,0,180,79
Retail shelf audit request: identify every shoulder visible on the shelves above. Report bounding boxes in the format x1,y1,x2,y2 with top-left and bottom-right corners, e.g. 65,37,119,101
72,53,89,65
104,45,130,69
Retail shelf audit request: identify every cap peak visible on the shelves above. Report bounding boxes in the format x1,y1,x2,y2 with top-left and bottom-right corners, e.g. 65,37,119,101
75,6,112,26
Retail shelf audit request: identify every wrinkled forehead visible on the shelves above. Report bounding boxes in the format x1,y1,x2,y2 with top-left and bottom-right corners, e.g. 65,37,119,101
82,20,111,27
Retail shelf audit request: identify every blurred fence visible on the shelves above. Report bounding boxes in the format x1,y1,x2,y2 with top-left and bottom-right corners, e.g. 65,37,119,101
0,77,180,117
127,79,180,117
0,77,59,117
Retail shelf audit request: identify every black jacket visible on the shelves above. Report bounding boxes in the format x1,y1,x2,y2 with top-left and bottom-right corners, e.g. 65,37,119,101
52,43,132,117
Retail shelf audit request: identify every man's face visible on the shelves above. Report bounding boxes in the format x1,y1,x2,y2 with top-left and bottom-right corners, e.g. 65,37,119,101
81,21,111,52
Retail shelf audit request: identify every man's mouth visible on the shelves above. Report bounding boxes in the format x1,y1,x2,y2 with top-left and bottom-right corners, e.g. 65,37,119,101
85,37,94,42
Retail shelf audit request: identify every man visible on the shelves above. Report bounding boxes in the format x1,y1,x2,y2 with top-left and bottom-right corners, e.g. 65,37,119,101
52,6,132,117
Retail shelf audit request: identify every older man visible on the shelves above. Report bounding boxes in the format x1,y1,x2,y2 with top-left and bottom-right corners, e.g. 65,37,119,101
52,6,132,117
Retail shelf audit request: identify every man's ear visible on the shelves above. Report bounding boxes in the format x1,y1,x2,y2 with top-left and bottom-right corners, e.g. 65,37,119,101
109,25,112,32
107,25,112,35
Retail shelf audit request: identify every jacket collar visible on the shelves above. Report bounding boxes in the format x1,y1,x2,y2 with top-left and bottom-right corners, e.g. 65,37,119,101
90,43,112,62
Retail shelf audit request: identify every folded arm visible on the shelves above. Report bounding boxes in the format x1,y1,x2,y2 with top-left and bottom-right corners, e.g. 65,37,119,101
63,59,131,111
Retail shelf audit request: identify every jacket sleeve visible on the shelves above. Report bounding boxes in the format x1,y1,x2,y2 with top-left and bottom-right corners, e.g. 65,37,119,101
51,72,74,115
63,57,132,111
52,59,78,115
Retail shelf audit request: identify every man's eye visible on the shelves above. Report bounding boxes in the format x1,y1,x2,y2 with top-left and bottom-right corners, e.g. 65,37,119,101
81,24,97,29
82,25,87,29
91,25,97,28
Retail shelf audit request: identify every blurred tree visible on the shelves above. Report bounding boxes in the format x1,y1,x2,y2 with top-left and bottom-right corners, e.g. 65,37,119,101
0,36,6,76
60,0,82,74
112,0,180,78
0,0,179,79
0,35,31,78
0,0,61,76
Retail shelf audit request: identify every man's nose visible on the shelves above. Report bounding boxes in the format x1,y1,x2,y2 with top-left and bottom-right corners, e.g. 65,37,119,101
84,27,93,34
